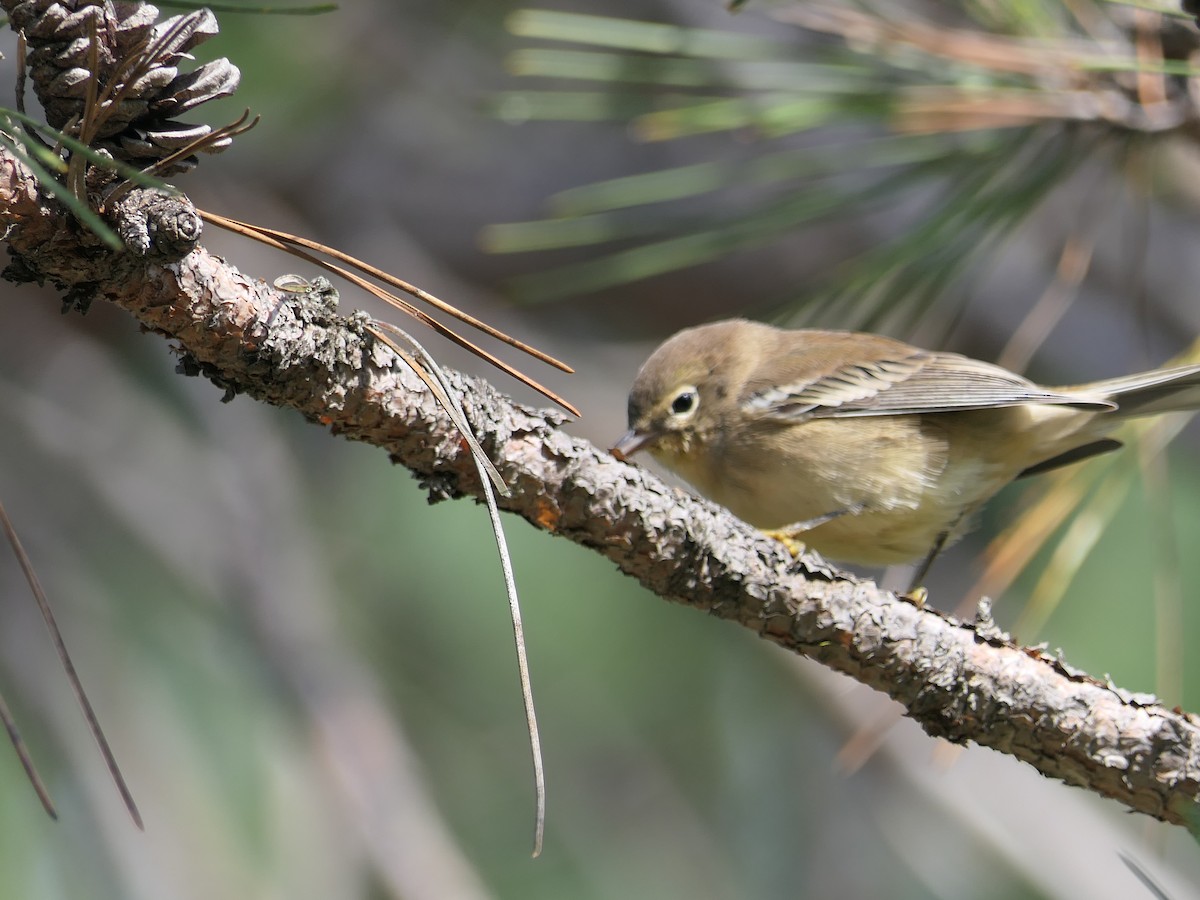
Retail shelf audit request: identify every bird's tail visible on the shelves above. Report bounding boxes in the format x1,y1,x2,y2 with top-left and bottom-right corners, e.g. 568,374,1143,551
1065,364,1200,419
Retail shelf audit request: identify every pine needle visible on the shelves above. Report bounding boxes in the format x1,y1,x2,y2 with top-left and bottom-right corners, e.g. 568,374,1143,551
0,497,142,828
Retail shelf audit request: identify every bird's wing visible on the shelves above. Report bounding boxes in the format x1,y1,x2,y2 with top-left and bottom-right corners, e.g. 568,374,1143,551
743,351,1115,421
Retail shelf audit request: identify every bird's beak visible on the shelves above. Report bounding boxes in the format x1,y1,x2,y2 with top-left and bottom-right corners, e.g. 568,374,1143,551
610,428,657,462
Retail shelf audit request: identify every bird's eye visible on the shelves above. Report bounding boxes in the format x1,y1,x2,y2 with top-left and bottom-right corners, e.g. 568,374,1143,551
670,388,698,416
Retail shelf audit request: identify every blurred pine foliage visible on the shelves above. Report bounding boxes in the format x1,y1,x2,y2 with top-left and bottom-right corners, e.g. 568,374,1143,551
487,3,1200,333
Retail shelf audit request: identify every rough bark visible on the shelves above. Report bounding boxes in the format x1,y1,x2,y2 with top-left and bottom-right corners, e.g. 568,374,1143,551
3,145,1200,828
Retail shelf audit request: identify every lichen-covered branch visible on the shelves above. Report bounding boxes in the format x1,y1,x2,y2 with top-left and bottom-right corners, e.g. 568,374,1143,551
3,144,1200,828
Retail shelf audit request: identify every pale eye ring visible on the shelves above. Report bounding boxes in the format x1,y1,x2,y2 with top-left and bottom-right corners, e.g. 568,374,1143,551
670,387,699,417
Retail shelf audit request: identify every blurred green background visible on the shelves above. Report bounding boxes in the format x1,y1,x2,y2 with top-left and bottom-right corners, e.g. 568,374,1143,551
3,1,1200,898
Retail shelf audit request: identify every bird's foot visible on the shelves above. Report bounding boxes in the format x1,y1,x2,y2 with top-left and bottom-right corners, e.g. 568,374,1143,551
763,508,857,558
762,529,807,558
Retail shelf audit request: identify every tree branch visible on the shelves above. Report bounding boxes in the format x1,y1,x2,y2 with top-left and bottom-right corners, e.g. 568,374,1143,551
3,145,1199,828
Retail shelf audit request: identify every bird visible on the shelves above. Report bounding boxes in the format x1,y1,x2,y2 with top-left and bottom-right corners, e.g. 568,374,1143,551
611,319,1200,584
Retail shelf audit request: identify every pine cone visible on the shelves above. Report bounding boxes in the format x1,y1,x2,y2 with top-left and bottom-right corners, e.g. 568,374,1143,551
4,1,241,175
